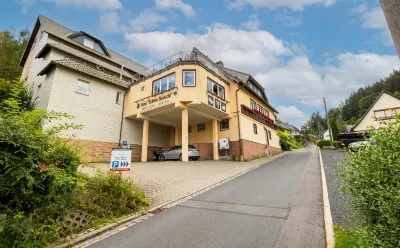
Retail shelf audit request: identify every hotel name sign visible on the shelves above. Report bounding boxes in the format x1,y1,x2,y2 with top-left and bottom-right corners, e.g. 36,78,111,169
139,92,176,112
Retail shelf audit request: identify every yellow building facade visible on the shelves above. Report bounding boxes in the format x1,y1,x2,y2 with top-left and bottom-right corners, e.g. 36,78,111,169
125,48,281,162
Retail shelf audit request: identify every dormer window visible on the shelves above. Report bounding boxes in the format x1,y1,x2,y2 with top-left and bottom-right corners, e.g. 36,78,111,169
83,37,94,49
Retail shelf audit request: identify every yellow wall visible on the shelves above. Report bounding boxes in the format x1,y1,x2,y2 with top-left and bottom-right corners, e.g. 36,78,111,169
124,62,281,149
125,64,231,118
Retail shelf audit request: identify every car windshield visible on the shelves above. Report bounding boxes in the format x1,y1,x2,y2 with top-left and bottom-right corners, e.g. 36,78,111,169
189,145,197,149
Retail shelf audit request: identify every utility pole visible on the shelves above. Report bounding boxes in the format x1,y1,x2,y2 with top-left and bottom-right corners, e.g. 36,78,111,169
323,98,334,147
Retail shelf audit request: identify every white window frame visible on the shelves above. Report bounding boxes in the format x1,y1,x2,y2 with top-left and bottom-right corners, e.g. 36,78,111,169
116,91,122,105
76,79,90,95
183,70,196,87
250,99,256,109
207,78,225,99
83,37,94,49
153,73,176,95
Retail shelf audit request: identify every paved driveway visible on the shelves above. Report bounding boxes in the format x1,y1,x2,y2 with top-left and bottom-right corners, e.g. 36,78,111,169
80,154,286,208
84,145,324,248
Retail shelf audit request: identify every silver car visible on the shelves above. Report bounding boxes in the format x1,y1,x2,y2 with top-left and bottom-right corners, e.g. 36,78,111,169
160,145,200,161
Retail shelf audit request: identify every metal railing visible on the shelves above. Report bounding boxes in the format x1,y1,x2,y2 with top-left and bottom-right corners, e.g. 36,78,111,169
139,51,193,79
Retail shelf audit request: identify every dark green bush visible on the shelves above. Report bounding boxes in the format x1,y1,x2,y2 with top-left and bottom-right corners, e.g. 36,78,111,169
0,79,149,247
77,171,149,219
339,115,400,248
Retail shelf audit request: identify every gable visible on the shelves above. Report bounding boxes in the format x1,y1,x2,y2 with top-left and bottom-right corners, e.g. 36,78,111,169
353,92,400,131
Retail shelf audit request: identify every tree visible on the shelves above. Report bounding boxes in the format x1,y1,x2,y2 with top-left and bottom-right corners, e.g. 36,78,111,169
330,118,339,140
337,115,347,133
0,28,30,81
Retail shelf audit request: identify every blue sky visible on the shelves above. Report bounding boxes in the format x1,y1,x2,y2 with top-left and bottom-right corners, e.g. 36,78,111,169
1,0,400,127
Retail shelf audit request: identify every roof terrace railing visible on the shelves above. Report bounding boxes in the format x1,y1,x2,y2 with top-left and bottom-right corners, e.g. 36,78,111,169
138,51,193,79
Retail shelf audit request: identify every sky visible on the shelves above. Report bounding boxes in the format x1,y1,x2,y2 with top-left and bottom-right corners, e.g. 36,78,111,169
1,0,400,127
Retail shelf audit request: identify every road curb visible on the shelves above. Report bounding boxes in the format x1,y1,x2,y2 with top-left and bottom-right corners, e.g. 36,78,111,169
319,149,335,248
55,151,289,247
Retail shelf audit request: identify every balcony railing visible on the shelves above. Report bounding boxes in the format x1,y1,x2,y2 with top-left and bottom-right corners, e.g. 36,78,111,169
241,104,277,130
135,51,193,80
133,50,222,83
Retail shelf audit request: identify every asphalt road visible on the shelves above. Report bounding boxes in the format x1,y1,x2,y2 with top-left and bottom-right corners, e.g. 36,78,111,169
86,145,325,248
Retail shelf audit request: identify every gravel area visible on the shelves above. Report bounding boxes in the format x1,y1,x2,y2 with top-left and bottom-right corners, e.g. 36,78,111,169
321,150,354,226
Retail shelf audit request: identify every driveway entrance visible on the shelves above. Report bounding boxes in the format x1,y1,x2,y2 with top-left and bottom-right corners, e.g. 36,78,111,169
80,155,285,208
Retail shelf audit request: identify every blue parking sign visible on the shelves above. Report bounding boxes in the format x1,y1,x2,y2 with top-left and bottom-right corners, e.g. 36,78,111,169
112,161,119,168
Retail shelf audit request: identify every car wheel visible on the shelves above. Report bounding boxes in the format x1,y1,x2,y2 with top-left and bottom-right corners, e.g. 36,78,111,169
179,154,182,161
160,154,166,161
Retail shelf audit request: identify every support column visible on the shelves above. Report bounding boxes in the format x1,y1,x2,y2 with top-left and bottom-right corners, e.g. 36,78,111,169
212,119,219,160
141,119,149,162
174,126,179,146
181,108,189,162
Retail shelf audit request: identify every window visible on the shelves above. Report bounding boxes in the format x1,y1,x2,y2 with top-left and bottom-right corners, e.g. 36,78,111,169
198,123,206,132
183,70,196,86
258,104,263,112
207,78,225,99
265,109,270,117
220,120,229,131
250,99,256,109
116,91,122,104
221,103,226,112
188,126,192,133
208,96,214,106
83,38,94,49
76,79,89,95
268,130,272,140
215,99,220,109
253,123,258,134
153,73,176,95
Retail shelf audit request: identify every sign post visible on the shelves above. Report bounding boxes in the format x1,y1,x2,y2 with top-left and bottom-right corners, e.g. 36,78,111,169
110,148,132,172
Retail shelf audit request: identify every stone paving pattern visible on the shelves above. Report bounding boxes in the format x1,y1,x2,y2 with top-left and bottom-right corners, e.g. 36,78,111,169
80,154,286,208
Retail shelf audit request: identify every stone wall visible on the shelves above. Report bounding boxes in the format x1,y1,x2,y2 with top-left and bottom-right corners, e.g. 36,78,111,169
241,139,282,160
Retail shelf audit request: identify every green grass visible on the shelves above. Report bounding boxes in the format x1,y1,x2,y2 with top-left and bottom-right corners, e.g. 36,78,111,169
334,225,371,248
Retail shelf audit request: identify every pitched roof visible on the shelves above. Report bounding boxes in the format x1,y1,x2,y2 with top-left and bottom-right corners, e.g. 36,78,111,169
38,58,129,88
351,90,400,131
36,43,132,78
221,67,250,83
21,15,145,73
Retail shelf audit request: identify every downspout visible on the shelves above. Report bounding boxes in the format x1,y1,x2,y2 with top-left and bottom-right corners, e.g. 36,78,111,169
118,90,127,147
236,82,244,160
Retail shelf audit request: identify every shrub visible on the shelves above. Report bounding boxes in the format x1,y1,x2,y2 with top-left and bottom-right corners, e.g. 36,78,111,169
278,130,302,151
338,115,400,248
76,171,149,219
316,139,339,148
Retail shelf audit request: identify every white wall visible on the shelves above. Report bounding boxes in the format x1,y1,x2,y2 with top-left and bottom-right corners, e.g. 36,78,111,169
121,118,170,148
46,67,124,143
354,93,400,131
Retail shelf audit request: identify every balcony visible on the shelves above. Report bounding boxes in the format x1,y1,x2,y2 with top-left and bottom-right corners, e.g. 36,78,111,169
241,105,277,130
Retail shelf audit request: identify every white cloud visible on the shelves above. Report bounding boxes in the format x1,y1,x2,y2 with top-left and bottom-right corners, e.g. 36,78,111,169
258,53,400,107
155,0,195,18
276,106,308,127
20,0,122,11
353,5,393,47
275,11,302,27
124,23,291,74
360,7,387,29
241,14,261,30
124,23,400,127
226,0,337,11
100,11,120,32
130,9,167,32
350,3,368,14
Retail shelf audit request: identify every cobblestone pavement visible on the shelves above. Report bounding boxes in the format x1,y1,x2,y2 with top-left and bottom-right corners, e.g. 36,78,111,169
321,150,354,226
80,154,287,208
